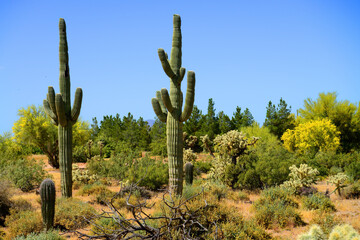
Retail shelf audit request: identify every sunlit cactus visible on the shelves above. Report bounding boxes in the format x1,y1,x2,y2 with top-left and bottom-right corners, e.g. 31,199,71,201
43,18,83,197
151,14,196,195
40,179,56,231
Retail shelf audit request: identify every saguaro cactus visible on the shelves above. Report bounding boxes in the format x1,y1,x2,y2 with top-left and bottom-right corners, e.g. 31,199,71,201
40,179,56,231
151,14,196,195
43,18,83,197
184,162,194,185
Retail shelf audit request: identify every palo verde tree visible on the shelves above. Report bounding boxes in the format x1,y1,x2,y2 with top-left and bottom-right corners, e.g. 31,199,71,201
151,14,196,195
43,19,83,197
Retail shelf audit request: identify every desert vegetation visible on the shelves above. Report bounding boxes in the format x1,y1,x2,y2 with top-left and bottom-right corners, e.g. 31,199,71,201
1,14,360,240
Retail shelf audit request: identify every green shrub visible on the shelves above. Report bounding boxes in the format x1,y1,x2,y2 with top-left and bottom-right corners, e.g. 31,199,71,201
0,180,12,226
254,187,303,229
90,217,120,235
5,210,42,239
88,151,168,191
55,197,96,230
13,230,64,240
194,160,212,174
7,159,49,192
345,162,360,182
302,193,336,212
343,181,360,199
78,183,114,205
310,211,342,237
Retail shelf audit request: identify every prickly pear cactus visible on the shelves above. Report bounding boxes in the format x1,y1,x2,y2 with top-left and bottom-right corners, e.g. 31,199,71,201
40,179,56,231
151,14,196,195
43,18,83,197
184,162,194,185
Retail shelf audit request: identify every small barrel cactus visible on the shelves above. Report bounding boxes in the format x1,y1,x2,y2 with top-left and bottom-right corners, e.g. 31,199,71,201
40,179,56,231
184,162,194,185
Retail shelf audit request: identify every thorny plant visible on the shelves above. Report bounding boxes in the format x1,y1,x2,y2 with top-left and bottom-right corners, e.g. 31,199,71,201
75,183,218,240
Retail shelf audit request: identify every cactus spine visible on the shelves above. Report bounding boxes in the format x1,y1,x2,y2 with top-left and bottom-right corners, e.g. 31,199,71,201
43,18,83,197
40,179,56,231
152,14,196,195
184,162,194,185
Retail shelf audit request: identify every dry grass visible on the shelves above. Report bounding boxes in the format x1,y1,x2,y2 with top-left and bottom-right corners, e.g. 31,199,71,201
3,154,360,239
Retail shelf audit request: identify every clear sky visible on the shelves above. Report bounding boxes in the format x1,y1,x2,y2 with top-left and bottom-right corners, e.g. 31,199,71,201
1,1,359,134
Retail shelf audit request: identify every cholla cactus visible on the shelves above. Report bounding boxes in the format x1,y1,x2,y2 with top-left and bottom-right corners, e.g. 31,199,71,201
282,164,319,194
183,132,198,150
208,155,231,182
328,173,348,196
298,224,360,240
183,149,197,163
329,224,360,240
200,135,214,156
72,164,98,184
297,225,326,240
213,130,258,164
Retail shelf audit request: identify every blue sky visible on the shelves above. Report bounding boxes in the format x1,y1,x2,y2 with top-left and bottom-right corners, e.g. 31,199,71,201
0,1,359,134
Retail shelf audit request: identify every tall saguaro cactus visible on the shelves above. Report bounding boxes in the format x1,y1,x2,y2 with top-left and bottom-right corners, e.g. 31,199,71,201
151,14,196,195
43,18,83,197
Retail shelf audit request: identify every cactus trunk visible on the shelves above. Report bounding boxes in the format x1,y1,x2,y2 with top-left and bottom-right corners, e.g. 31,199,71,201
59,126,73,197
151,15,196,196
40,179,56,231
43,18,82,198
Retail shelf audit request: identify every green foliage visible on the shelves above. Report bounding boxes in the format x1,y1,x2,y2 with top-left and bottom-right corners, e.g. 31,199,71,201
149,118,167,157
194,160,212,174
97,113,151,156
55,197,95,230
264,98,295,139
0,180,12,226
13,230,64,240
253,187,303,229
345,160,360,182
201,98,219,139
281,164,319,194
310,211,342,237
7,158,48,192
89,152,168,191
5,210,42,239
302,193,336,212
231,106,254,130
343,181,360,199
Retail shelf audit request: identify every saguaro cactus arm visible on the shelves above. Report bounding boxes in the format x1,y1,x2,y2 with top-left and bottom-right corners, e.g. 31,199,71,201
180,71,195,122
152,91,167,122
71,88,83,122
160,88,173,113
158,49,176,79
55,94,67,127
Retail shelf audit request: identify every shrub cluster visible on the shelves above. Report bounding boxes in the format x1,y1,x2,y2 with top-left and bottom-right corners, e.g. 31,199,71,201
302,193,336,212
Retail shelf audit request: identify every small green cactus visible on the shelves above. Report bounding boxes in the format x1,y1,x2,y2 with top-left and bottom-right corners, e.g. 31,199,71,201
43,18,83,197
40,179,56,231
184,162,194,185
281,164,319,194
328,173,348,196
151,14,196,195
